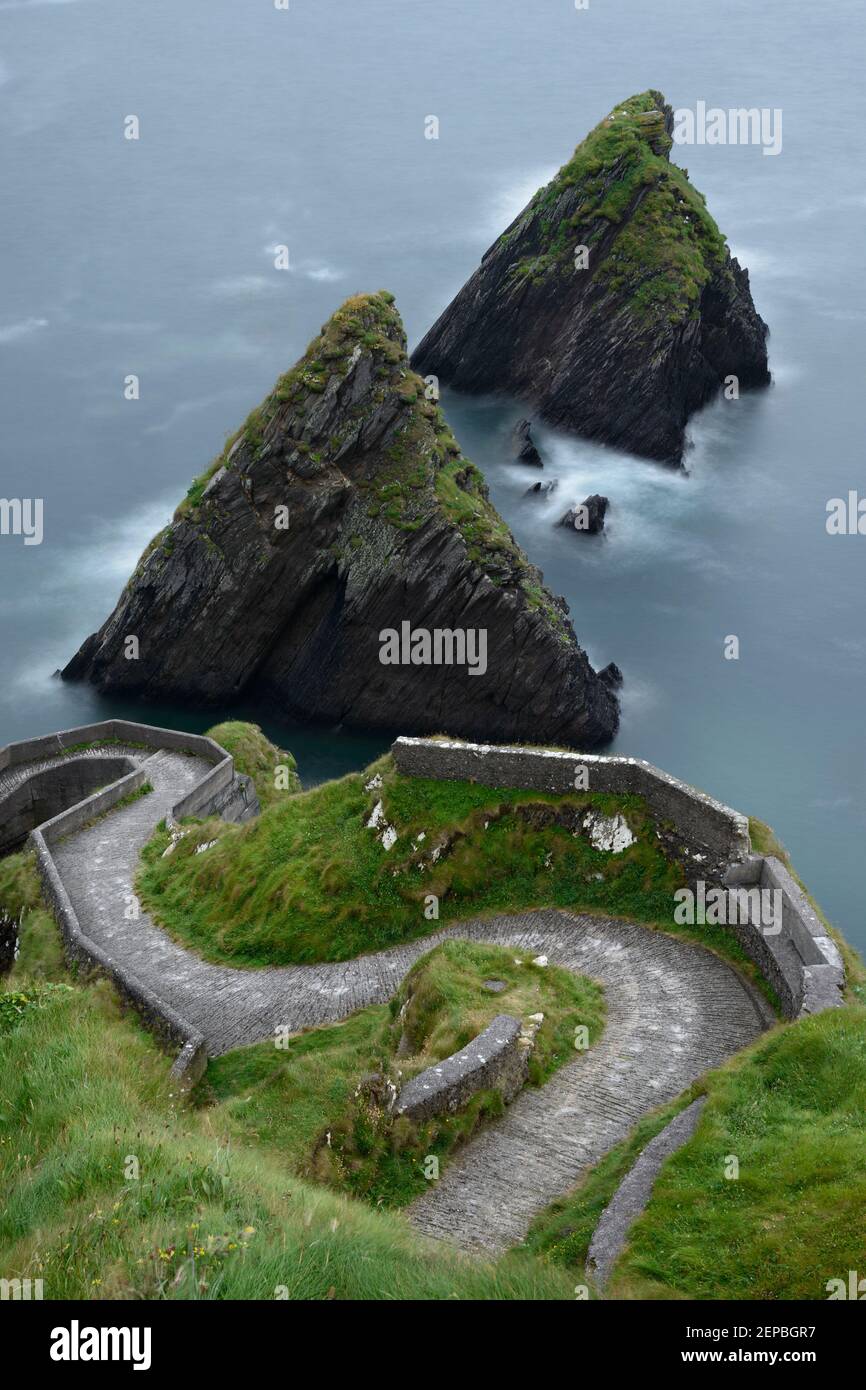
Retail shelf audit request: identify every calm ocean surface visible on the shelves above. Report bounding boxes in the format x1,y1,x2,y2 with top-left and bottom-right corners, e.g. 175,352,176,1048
1,0,863,950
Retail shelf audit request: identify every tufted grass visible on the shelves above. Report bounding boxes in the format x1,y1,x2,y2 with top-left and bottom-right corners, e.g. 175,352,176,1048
0,882,576,1301
203,939,605,1209
135,754,768,1000
525,1006,866,1300
205,721,300,807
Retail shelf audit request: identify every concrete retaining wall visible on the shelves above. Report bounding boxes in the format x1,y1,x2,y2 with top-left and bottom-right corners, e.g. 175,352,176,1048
391,737,751,871
394,1014,529,1121
724,856,845,1017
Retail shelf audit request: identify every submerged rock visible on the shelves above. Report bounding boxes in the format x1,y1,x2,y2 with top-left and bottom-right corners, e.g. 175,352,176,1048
63,292,619,748
524,479,558,499
559,494,609,534
512,418,543,467
412,91,770,464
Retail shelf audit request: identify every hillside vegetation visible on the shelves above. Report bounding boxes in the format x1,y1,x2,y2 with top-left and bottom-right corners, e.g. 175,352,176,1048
0,853,574,1302
135,753,766,997
525,1004,866,1300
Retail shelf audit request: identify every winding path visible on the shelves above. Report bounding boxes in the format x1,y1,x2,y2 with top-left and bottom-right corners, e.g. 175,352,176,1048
11,740,773,1253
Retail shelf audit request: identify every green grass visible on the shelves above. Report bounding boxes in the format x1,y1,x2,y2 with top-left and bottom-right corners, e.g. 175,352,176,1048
205,721,301,808
134,754,771,983
0,847,67,980
525,1007,866,1300
204,939,605,1208
0,860,577,1301
513,90,731,327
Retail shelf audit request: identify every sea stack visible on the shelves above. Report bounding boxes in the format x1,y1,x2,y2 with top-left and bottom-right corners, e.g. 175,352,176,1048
412,91,770,464
63,292,619,748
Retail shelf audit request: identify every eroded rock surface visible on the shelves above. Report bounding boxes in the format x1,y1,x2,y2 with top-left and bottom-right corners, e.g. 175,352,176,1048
412,91,769,464
63,293,618,747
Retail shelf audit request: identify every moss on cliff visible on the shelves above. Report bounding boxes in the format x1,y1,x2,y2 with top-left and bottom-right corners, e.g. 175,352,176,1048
157,291,573,643
511,90,730,326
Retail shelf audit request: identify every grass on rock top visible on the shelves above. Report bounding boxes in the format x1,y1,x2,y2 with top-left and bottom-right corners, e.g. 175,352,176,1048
129,288,571,642
136,752,766,1002
205,721,300,807
0,858,575,1301
512,90,730,326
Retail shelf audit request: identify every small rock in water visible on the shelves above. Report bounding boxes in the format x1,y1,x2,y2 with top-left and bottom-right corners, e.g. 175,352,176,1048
512,418,543,467
559,494,609,535
524,478,558,499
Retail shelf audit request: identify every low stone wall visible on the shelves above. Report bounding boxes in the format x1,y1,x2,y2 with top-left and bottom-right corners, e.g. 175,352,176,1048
4,719,253,1088
394,1014,528,1121
724,856,845,1017
586,1097,708,1289
0,718,225,772
391,737,751,873
31,821,207,1091
391,736,847,1018
0,754,140,853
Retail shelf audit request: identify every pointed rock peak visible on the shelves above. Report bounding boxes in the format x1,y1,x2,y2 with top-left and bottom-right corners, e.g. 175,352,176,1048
63,291,619,749
412,91,769,463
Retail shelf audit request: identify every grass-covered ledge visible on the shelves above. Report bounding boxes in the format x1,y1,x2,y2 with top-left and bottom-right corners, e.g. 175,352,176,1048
135,752,769,999
203,939,605,1209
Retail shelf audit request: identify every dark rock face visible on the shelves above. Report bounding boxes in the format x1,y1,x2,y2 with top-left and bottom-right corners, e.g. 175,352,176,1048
411,91,770,465
63,293,619,749
524,479,558,499
559,494,609,535
599,662,624,689
512,418,543,467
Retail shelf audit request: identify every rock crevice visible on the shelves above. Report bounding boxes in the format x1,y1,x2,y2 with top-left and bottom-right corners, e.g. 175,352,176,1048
63,292,618,748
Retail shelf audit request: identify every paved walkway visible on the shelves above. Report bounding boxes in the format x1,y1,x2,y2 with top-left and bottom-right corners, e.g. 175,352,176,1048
17,744,773,1252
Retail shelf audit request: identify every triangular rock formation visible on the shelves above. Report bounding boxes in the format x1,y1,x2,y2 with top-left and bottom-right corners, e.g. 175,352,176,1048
64,292,619,747
412,91,770,463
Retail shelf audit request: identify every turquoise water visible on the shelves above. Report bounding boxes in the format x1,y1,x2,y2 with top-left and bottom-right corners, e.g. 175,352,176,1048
0,0,863,952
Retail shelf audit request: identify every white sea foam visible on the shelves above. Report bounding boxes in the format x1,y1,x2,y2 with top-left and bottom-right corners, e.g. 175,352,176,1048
0,316,48,344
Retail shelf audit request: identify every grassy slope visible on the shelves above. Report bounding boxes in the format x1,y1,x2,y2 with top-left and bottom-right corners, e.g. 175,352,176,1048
205,721,301,807
0,854,573,1301
135,754,770,1002
525,1006,866,1300
205,939,605,1209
